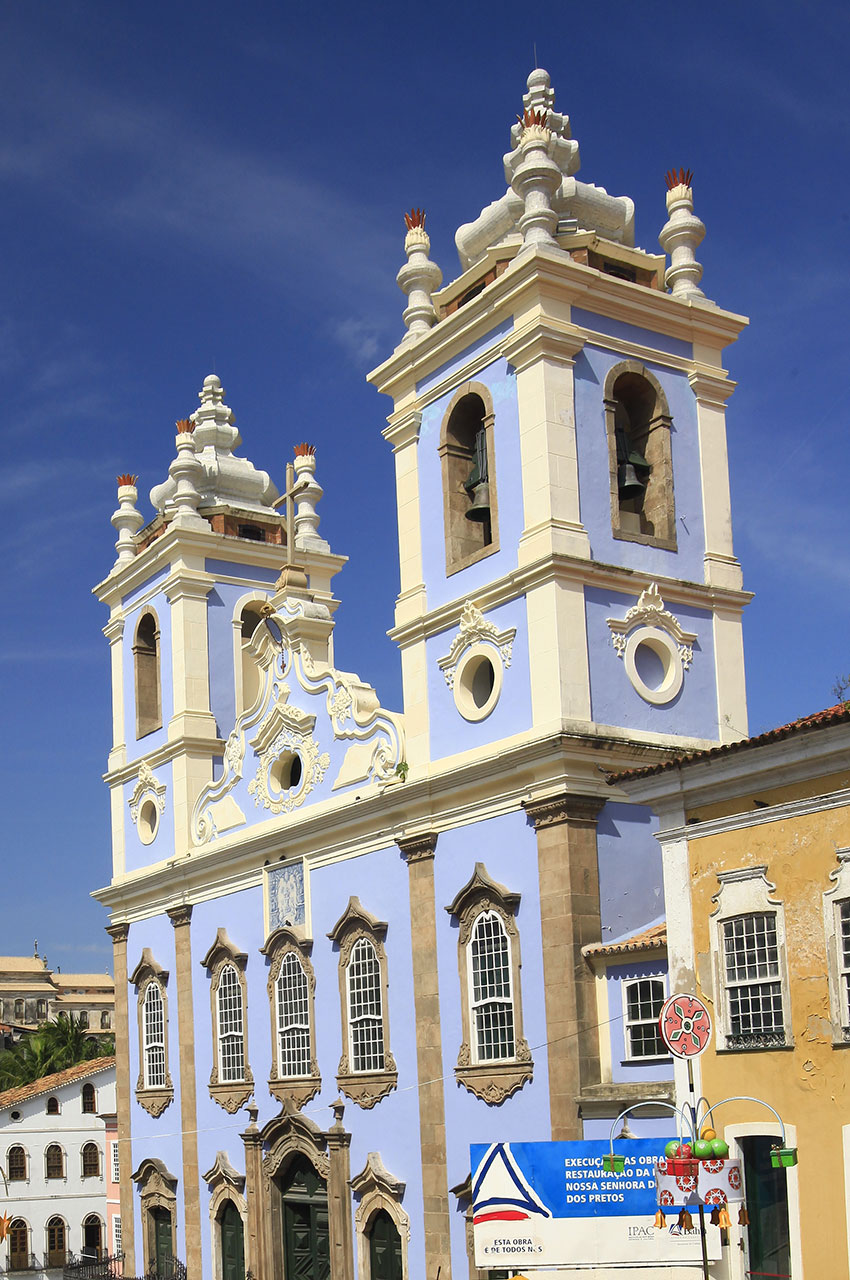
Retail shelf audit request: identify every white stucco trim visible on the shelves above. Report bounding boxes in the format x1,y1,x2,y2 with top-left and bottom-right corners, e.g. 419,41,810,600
844,1125,850,1278
660,786,850,843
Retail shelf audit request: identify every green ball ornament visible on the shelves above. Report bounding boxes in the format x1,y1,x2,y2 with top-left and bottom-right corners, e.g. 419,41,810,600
710,1138,729,1158
692,1139,712,1159
664,1140,681,1158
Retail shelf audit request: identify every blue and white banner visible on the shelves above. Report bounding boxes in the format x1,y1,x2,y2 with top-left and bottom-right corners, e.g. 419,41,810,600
470,1140,721,1269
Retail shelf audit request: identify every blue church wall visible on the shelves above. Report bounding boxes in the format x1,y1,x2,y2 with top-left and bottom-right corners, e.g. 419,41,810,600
204,574,276,738
571,308,694,362
122,589,174,756
597,801,663,942
431,813,550,1280
121,760,175,875
417,347,523,614
573,342,706,581
605,957,672,1085
125,913,184,1263
121,567,169,611
585,585,717,739
581,1114,671,1141
426,595,532,760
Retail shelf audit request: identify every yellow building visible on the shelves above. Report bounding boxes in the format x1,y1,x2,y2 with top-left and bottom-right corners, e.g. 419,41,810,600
615,703,850,1280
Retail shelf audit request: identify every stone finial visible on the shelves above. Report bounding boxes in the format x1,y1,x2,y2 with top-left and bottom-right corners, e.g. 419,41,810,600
396,209,442,344
508,106,561,250
507,68,580,180
292,445,330,553
192,374,241,454
659,169,706,301
111,474,144,569
167,424,208,531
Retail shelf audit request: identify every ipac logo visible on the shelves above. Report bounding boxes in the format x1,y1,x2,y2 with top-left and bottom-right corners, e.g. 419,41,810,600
627,1227,654,1240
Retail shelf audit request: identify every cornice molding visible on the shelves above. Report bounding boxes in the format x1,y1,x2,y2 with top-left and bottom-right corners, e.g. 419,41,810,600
501,319,585,372
166,904,193,929
106,922,130,944
658,786,850,844
523,792,606,829
397,832,438,864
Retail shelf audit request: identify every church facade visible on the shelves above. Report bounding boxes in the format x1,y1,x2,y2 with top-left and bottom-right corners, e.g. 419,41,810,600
94,69,749,1280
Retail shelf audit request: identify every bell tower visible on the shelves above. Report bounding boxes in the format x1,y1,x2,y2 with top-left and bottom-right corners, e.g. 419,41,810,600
368,68,749,773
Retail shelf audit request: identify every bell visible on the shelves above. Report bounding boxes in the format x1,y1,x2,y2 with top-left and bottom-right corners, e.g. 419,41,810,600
465,481,491,523
618,462,646,499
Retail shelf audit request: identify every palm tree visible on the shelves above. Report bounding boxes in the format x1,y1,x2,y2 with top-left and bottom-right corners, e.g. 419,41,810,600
0,1015,113,1088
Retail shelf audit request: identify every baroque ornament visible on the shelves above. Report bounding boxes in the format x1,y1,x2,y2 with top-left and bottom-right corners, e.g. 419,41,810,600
249,726,330,815
607,582,696,665
437,600,516,689
128,761,167,825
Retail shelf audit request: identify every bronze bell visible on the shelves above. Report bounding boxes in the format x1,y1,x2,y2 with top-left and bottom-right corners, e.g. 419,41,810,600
617,462,647,499
465,480,491,522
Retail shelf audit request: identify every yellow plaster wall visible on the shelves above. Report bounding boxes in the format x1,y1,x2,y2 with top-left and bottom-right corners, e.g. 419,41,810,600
688,802,850,1278
687,769,850,824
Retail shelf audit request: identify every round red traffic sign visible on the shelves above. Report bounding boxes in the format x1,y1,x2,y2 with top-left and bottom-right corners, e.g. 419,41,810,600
659,993,712,1058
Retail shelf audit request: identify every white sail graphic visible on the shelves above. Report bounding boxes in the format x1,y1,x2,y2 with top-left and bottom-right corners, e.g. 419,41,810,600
472,1143,553,1224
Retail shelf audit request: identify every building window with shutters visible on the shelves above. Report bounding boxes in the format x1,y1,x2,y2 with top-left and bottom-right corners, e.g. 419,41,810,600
201,929,254,1113
446,863,532,1103
82,1082,96,1113
46,1217,67,1268
8,1219,29,1271
329,897,397,1108
130,949,173,1117
7,1146,27,1182
82,1143,101,1178
45,1144,65,1179
262,926,320,1106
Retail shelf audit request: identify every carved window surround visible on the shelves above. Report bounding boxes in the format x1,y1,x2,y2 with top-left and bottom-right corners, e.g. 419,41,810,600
132,1158,178,1273
445,863,532,1103
128,761,167,846
607,582,697,706
437,601,515,722
328,898,398,1108
203,1150,247,1280
603,360,676,550
260,927,321,1107
200,929,254,1113
823,847,850,1045
351,1153,409,1280
130,950,173,1118
439,382,500,577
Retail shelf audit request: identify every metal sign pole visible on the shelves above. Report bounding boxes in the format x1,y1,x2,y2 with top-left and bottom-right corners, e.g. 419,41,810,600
686,1057,710,1280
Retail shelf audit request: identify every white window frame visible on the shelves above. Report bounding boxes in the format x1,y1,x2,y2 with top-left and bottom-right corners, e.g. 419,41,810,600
710,867,792,1050
111,1141,120,1185
216,964,246,1084
112,1215,122,1258
275,951,312,1079
823,847,850,1043
467,910,516,1065
347,937,385,1075
621,975,669,1061
142,982,167,1089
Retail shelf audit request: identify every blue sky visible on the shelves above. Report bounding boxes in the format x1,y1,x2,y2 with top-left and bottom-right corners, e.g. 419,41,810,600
0,0,847,972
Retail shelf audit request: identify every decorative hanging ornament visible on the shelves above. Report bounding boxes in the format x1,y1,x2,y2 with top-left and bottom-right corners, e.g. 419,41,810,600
653,1208,666,1229
659,992,713,1058
677,1208,693,1231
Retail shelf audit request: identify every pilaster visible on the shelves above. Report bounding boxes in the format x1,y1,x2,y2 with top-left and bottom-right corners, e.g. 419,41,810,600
688,370,742,591
522,793,605,1140
167,904,201,1280
399,833,451,1280
241,1104,267,1280
164,563,217,741
104,615,127,774
326,1100,354,1280
106,922,135,1276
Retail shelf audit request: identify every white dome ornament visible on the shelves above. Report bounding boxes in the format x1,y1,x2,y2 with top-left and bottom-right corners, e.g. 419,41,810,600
396,209,442,346
110,474,144,569
659,168,708,302
508,108,562,251
168,420,209,532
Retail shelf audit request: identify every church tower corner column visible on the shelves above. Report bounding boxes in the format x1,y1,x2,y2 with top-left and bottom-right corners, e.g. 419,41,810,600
326,1100,354,1280
240,1104,268,1280
522,794,605,1140
106,921,136,1275
167,904,202,1279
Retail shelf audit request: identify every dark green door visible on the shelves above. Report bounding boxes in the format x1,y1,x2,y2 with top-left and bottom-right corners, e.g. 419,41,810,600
368,1210,402,1280
220,1200,245,1280
280,1155,330,1280
741,1136,792,1277
151,1207,172,1276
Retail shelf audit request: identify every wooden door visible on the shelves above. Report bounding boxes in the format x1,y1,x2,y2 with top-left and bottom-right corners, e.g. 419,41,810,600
368,1210,402,1280
279,1155,330,1280
220,1200,245,1280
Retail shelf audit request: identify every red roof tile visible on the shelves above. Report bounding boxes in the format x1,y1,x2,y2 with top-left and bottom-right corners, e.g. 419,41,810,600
610,703,850,784
0,1056,115,1109
583,922,667,959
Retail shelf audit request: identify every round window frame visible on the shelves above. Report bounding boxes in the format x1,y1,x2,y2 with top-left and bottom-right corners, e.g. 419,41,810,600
137,797,160,846
453,643,503,722
268,748,308,802
623,625,684,705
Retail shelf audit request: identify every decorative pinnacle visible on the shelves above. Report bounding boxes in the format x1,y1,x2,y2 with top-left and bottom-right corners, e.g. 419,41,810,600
665,167,694,191
111,474,144,570
175,418,195,434
520,107,549,129
397,205,442,344
116,474,138,487
404,208,426,231
293,443,316,457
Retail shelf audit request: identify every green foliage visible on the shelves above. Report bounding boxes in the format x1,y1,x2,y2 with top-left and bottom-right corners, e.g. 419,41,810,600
0,1015,113,1089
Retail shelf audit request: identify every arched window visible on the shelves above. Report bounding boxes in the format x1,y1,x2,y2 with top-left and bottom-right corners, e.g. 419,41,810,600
143,984,166,1088
131,945,174,1114
367,1209,403,1280
446,863,532,1103
46,1217,67,1268
439,386,499,575
13,999,23,1021
468,911,515,1063
329,897,397,1107
262,928,319,1106
238,603,265,716
36,999,47,1020
101,1010,111,1030
82,1082,96,1113
8,1146,27,1181
202,930,253,1113
46,1096,59,1116
604,363,676,547
79,1010,90,1030
82,1214,103,1261
82,1143,100,1178
352,1154,410,1280
8,1219,29,1270
45,1145,64,1179
134,611,162,738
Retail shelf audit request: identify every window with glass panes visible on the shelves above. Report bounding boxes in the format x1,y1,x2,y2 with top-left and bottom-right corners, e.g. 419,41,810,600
216,965,245,1083
276,953,311,1077
82,1143,100,1177
47,1217,66,1266
623,978,667,1058
839,900,850,1025
469,911,515,1062
45,1145,64,1179
113,1216,122,1258
722,913,785,1046
143,983,166,1088
347,938,385,1073
111,1141,120,1185
8,1146,26,1181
